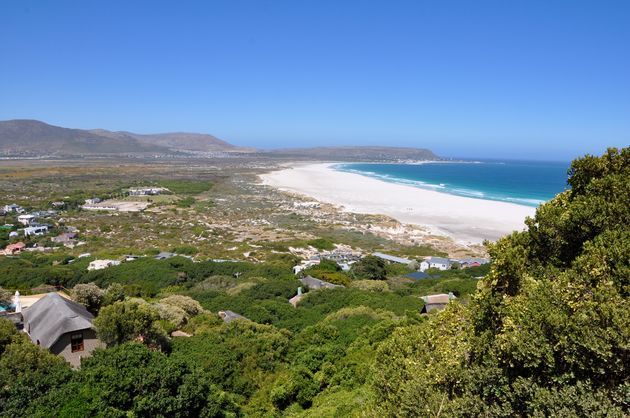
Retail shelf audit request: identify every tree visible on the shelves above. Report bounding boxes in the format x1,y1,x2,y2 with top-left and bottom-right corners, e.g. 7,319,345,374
71,282,104,314
350,255,387,280
370,148,630,416
103,282,126,305
94,300,169,351
0,287,12,306
160,295,204,317
0,318,18,354
27,343,241,417
0,337,72,416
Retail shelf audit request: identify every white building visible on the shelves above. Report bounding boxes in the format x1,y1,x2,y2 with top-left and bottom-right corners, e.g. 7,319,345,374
420,257,452,271
17,214,36,226
128,187,167,196
87,259,121,271
3,204,24,213
293,259,320,275
24,225,49,237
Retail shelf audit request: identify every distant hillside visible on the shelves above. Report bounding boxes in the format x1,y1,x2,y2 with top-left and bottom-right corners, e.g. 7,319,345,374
266,146,439,161
0,120,437,160
88,129,253,153
0,120,249,156
0,120,162,155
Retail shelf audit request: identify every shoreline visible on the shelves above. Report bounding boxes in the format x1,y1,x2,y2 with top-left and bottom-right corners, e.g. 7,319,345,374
260,163,536,245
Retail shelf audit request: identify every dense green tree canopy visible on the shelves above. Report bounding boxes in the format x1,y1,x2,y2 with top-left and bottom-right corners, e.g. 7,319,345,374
350,255,387,280
371,148,630,416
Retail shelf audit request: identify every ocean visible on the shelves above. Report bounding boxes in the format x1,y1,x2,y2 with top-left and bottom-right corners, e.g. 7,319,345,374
334,160,570,207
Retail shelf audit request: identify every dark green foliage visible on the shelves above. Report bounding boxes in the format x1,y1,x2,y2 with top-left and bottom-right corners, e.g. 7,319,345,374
94,300,169,350
0,334,73,417
350,255,387,280
0,254,79,289
306,238,335,251
170,244,199,255
177,196,196,208
303,259,351,286
29,343,240,417
384,261,414,277
270,367,319,409
407,277,479,298
371,147,630,416
0,318,19,354
171,321,290,397
84,257,189,296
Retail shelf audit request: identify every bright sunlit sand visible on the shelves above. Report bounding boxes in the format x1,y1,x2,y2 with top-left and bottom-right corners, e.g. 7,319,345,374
261,163,537,244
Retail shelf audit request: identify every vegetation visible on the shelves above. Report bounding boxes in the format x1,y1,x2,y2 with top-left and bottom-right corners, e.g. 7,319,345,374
0,148,626,416
370,148,629,416
350,255,387,280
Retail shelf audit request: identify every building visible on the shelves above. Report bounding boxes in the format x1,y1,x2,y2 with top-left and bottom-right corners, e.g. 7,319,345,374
128,187,167,196
24,225,49,237
293,259,320,275
420,293,457,313
218,310,248,323
155,252,176,260
372,252,414,265
2,242,26,255
22,293,104,367
299,275,343,290
81,203,118,211
289,287,305,307
17,214,36,226
420,257,452,271
52,232,77,245
87,259,121,271
459,258,490,268
3,204,24,213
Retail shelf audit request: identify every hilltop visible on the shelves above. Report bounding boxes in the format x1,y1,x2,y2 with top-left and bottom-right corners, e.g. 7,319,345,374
0,120,249,156
0,120,439,161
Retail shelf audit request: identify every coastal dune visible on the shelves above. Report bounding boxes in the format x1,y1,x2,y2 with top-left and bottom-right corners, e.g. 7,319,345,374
260,163,536,244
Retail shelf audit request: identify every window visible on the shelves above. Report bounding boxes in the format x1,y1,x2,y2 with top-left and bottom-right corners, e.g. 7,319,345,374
70,332,84,352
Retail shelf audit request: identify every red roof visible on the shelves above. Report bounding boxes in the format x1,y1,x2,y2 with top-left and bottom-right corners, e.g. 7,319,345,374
5,242,26,252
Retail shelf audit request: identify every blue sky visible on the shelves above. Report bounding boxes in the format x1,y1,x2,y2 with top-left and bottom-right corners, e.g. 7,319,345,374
1,0,628,160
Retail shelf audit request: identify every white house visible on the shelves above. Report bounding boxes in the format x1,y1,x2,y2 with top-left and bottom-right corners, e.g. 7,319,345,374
128,187,167,196
87,259,121,271
17,214,37,226
24,225,49,237
420,257,452,271
3,204,24,213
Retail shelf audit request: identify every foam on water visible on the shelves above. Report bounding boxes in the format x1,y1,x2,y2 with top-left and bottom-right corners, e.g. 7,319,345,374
334,160,568,208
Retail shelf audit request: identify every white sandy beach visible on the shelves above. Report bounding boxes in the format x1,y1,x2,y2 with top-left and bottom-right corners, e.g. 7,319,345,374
260,163,536,244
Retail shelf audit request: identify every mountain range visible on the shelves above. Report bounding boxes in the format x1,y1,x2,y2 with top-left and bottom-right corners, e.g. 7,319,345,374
0,120,248,156
0,119,438,160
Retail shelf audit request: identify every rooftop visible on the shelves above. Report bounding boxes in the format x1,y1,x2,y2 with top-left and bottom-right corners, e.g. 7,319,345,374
22,293,94,349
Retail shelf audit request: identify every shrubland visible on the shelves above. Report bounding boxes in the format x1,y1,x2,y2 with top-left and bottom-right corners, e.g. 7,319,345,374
0,148,626,416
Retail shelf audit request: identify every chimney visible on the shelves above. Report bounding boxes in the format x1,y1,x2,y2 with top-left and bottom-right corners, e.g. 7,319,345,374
14,290,22,313
297,287,303,296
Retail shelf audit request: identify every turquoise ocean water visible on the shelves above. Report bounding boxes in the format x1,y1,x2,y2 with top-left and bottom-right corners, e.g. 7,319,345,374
335,160,570,207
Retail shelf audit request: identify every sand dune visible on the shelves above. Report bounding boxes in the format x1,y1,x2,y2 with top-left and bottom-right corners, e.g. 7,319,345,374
260,163,536,244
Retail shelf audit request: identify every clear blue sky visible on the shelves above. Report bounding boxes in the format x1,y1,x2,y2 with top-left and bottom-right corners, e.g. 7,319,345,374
1,0,628,160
